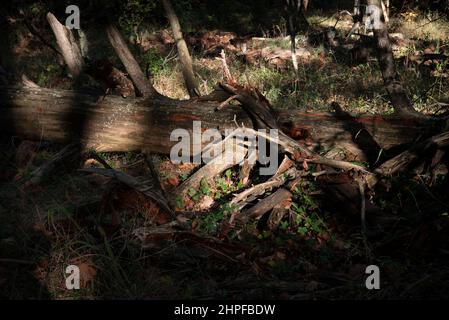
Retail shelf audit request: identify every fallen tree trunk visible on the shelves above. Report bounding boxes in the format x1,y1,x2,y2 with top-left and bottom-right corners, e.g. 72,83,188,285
0,86,438,156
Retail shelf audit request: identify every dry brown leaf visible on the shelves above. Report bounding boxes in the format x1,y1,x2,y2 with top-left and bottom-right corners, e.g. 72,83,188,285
78,261,97,288
167,176,180,186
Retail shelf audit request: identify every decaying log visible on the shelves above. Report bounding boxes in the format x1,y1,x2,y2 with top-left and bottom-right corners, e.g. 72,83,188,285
0,86,251,153
243,47,311,68
367,130,449,188
0,86,439,157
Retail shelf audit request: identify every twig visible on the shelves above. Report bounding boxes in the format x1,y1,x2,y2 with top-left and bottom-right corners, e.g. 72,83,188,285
358,178,366,236
80,167,174,216
21,74,40,88
84,151,113,169
216,94,239,110
219,50,235,84
309,158,370,173
416,15,445,30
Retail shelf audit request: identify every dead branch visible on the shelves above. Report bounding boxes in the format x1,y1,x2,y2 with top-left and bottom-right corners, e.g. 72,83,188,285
218,83,369,173
367,131,449,188
46,13,136,97
175,137,248,199
228,126,370,173
80,167,174,216
21,74,39,88
230,167,297,211
245,188,293,219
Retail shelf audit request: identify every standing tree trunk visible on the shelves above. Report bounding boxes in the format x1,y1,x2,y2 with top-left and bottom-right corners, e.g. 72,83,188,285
161,0,200,98
106,24,157,97
284,0,309,74
46,12,84,77
367,0,421,117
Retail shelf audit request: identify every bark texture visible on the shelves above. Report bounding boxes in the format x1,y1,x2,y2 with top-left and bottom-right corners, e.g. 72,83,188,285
161,0,200,97
0,86,437,156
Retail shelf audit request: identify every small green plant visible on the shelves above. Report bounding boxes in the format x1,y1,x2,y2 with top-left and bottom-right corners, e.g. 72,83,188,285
216,178,229,192
188,178,212,202
37,64,61,87
213,170,245,200
179,173,189,182
142,48,165,76
197,211,223,234
290,185,327,236
258,230,272,239
175,195,184,210
196,203,235,234
199,178,211,196
225,169,233,180
188,187,201,202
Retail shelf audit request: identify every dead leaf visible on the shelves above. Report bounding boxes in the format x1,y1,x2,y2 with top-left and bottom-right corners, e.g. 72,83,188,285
78,261,97,288
167,176,180,186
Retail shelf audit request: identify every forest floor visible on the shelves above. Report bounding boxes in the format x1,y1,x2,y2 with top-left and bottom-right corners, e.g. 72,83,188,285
1,8,449,299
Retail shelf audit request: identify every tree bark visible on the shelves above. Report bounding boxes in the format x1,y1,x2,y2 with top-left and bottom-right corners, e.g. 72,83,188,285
367,0,419,117
46,13,135,97
0,86,437,156
161,0,200,97
106,24,157,97
284,0,309,73
46,12,84,76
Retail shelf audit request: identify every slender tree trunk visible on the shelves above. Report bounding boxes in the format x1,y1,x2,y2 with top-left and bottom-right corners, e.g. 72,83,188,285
347,0,363,40
284,0,309,74
382,0,390,23
106,24,157,97
367,0,421,117
161,0,200,98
